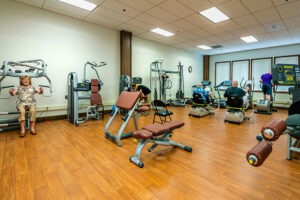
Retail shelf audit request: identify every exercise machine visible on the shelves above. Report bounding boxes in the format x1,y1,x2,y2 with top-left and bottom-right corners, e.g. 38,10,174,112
246,64,300,167
189,80,220,117
172,62,185,106
119,75,131,94
240,77,254,109
224,81,254,124
130,121,192,168
0,59,52,94
0,59,52,132
246,110,300,167
105,91,146,146
150,60,185,106
66,61,105,125
214,80,232,108
255,84,277,115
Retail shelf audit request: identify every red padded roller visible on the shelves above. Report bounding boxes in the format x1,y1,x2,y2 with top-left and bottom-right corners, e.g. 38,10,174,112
246,142,272,167
261,119,286,141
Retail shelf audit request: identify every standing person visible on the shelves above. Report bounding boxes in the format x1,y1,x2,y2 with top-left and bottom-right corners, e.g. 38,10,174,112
224,80,249,108
259,71,272,101
9,76,44,137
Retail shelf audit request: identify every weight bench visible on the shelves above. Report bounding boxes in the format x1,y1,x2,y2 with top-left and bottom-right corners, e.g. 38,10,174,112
105,91,150,146
129,121,192,168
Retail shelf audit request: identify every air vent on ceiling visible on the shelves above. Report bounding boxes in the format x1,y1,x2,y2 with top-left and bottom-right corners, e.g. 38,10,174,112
211,45,223,49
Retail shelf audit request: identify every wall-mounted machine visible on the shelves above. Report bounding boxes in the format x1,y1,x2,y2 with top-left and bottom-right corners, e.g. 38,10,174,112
150,59,185,106
0,59,52,132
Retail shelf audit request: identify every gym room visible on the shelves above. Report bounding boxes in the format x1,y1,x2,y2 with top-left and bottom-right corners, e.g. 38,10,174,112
0,0,299,199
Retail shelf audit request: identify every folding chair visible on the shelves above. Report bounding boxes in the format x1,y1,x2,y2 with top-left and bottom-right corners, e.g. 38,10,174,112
152,100,173,124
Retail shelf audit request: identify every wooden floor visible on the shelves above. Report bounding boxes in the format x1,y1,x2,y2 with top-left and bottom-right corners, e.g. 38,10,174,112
0,105,299,200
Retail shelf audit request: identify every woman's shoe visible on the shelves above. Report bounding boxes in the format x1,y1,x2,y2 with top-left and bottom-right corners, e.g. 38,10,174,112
20,132,25,137
30,130,37,135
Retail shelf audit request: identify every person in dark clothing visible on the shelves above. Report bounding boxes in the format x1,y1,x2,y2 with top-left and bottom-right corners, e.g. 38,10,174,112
224,80,249,108
259,71,272,101
137,85,151,95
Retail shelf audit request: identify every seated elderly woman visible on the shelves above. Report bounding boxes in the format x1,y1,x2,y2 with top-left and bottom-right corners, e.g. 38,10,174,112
192,82,211,104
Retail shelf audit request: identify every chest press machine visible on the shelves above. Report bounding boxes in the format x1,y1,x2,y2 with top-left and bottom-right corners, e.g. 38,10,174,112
130,121,192,168
0,59,52,132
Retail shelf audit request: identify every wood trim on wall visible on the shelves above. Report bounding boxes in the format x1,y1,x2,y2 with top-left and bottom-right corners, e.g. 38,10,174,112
120,30,132,77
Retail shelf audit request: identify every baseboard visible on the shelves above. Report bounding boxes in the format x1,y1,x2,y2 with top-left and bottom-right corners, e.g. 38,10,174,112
36,110,112,122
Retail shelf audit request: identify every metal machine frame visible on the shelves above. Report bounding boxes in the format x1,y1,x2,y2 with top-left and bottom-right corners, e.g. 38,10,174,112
224,80,255,124
189,80,220,118
150,60,185,105
66,61,106,125
104,91,141,146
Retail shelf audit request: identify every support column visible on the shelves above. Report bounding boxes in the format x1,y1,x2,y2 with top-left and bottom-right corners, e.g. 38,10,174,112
120,30,132,77
203,55,210,80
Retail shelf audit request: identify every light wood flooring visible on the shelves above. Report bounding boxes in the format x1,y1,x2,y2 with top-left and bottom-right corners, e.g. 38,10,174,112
0,105,299,200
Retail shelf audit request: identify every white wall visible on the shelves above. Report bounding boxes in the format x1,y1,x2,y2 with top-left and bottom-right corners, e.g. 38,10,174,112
209,44,300,105
0,0,203,117
0,0,118,116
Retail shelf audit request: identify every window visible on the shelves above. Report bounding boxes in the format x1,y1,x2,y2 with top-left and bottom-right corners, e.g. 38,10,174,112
215,62,230,90
251,58,272,91
232,60,250,88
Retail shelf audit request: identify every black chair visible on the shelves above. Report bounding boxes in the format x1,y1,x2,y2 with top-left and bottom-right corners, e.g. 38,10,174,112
152,100,173,124
226,95,243,109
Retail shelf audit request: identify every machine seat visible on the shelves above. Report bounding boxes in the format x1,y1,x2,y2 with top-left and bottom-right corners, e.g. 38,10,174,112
133,121,184,138
227,95,243,109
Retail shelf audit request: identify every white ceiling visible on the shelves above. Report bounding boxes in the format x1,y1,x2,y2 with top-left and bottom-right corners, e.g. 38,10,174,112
15,0,300,55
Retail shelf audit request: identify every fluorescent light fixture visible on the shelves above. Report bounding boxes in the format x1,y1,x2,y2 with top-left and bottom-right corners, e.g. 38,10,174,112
59,0,97,11
151,28,174,37
199,7,229,23
197,45,212,50
240,36,258,43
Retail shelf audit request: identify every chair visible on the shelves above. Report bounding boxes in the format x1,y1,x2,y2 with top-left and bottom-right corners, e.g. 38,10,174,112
224,94,247,124
86,79,104,120
226,95,243,109
193,93,207,105
152,100,173,124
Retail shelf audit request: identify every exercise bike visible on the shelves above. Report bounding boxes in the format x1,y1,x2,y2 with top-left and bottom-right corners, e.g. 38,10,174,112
255,83,277,115
189,81,220,118
224,81,254,124
214,80,232,108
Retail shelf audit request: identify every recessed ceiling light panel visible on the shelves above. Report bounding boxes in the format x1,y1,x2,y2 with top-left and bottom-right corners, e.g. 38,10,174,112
240,36,258,43
151,28,174,37
59,0,97,11
197,45,212,50
199,7,229,23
